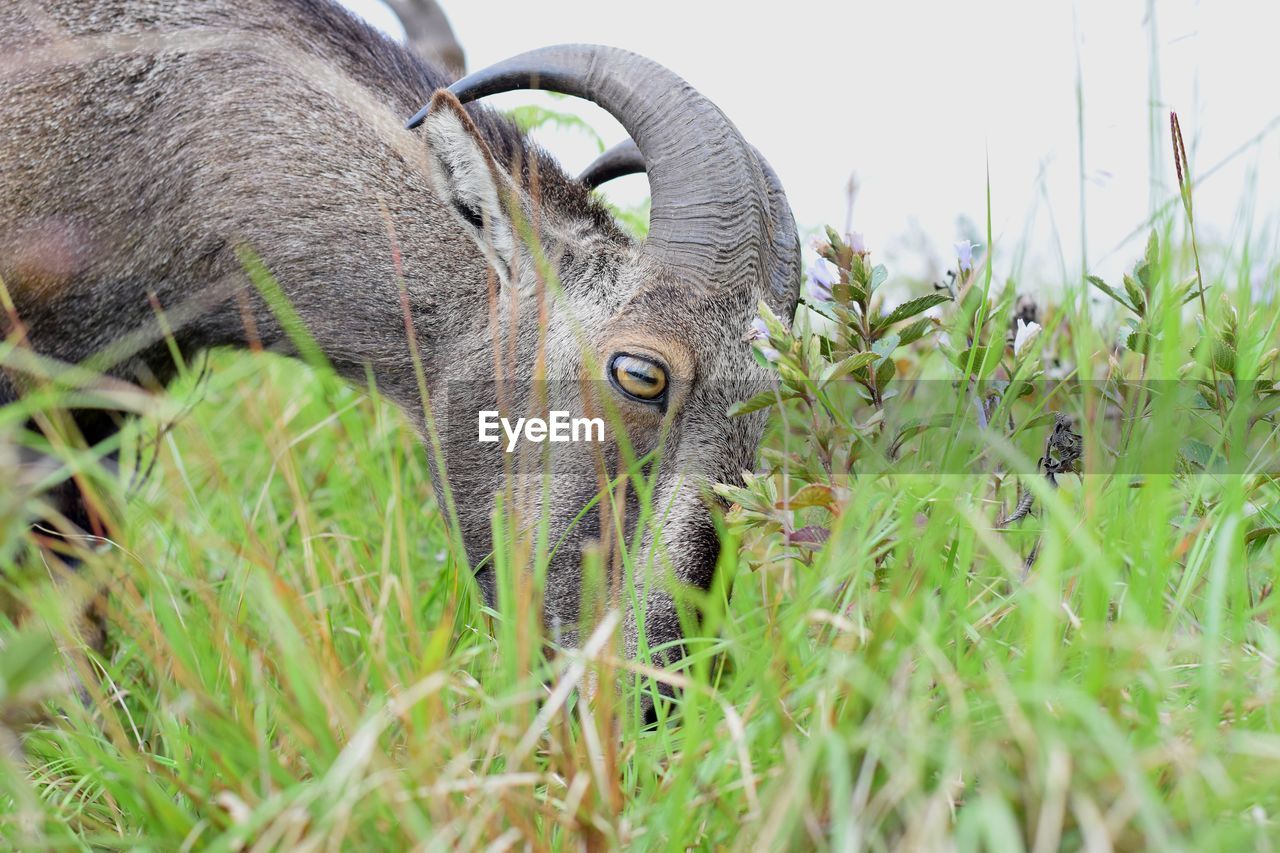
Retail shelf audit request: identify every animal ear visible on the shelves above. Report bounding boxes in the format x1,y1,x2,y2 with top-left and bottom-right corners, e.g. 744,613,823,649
417,90,519,285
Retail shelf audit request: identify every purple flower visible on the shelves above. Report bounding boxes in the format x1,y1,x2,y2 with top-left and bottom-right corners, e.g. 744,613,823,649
955,240,979,274
848,231,867,255
806,256,839,303
808,257,840,287
747,316,780,363
806,279,833,303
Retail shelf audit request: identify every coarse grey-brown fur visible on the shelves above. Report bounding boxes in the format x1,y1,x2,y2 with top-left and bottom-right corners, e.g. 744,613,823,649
0,0,789,687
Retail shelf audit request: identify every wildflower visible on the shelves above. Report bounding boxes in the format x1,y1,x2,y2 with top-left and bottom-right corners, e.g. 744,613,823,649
848,231,867,255
808,256,840,287
1013,318,1042,357
806,256,839,303
806,278,832,304
747,316,780,363
955,240,979,274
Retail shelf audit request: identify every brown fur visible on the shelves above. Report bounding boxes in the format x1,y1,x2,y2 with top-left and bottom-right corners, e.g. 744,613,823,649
0,0,780,687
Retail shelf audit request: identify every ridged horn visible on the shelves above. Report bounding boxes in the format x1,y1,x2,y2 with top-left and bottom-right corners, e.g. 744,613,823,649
578,139,646,190
407,45,771,290
581,140,800,314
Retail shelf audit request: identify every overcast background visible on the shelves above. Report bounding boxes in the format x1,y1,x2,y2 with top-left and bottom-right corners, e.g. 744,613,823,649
343,0,1279,288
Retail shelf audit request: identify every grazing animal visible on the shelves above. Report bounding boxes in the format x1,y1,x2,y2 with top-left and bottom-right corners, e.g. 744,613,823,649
0,0,800,692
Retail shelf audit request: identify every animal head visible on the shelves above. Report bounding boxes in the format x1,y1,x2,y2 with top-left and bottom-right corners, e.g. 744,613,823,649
404,46,801,673
0,6,797,703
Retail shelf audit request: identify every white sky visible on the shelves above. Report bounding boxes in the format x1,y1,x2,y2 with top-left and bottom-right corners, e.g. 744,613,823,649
344,0,1280,287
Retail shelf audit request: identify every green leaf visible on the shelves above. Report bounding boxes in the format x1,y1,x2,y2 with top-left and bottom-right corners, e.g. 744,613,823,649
1213,339,1237,374
1088,275,1135,312
859,408,887,430
1181,439,1216,469
1246,526,1280,545
507,105,606,151
892,414,953,448
1122,274,1146,313
848,255,871,302
728,390,781,417
897,318,934,347
1140,229,1160,285
869,264,889,293
951,345,1001,379
821,352,878,382
782,483,841,511
872,333,900,359
788,526,831,548
876,293,951,329
1019,411,1062,432
875,354,897,389
1251,391,1280,420
1126,326,1153,353
712,482,753,509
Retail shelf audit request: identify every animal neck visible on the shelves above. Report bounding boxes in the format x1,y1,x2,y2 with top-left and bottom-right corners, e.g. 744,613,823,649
0,0,594,425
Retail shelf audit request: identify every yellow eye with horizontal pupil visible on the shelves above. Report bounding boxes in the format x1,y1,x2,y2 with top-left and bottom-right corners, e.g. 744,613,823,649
610,354,668,402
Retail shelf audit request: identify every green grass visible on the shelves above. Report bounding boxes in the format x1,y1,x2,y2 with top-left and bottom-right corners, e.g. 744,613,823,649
3,215,1279,850
4,88,1280,845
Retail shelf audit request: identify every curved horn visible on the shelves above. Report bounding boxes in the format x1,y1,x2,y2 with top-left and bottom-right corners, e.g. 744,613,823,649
754,150,801,313
581,140,800,314
407,45,770,289
578,139,646,189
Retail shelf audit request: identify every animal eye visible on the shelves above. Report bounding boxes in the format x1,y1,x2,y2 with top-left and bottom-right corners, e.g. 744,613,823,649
609,353,668,403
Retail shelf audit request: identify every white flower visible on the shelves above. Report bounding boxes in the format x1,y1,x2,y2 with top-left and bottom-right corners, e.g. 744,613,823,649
1013,318,1042,357
848,231,867,255
955,240,979,274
